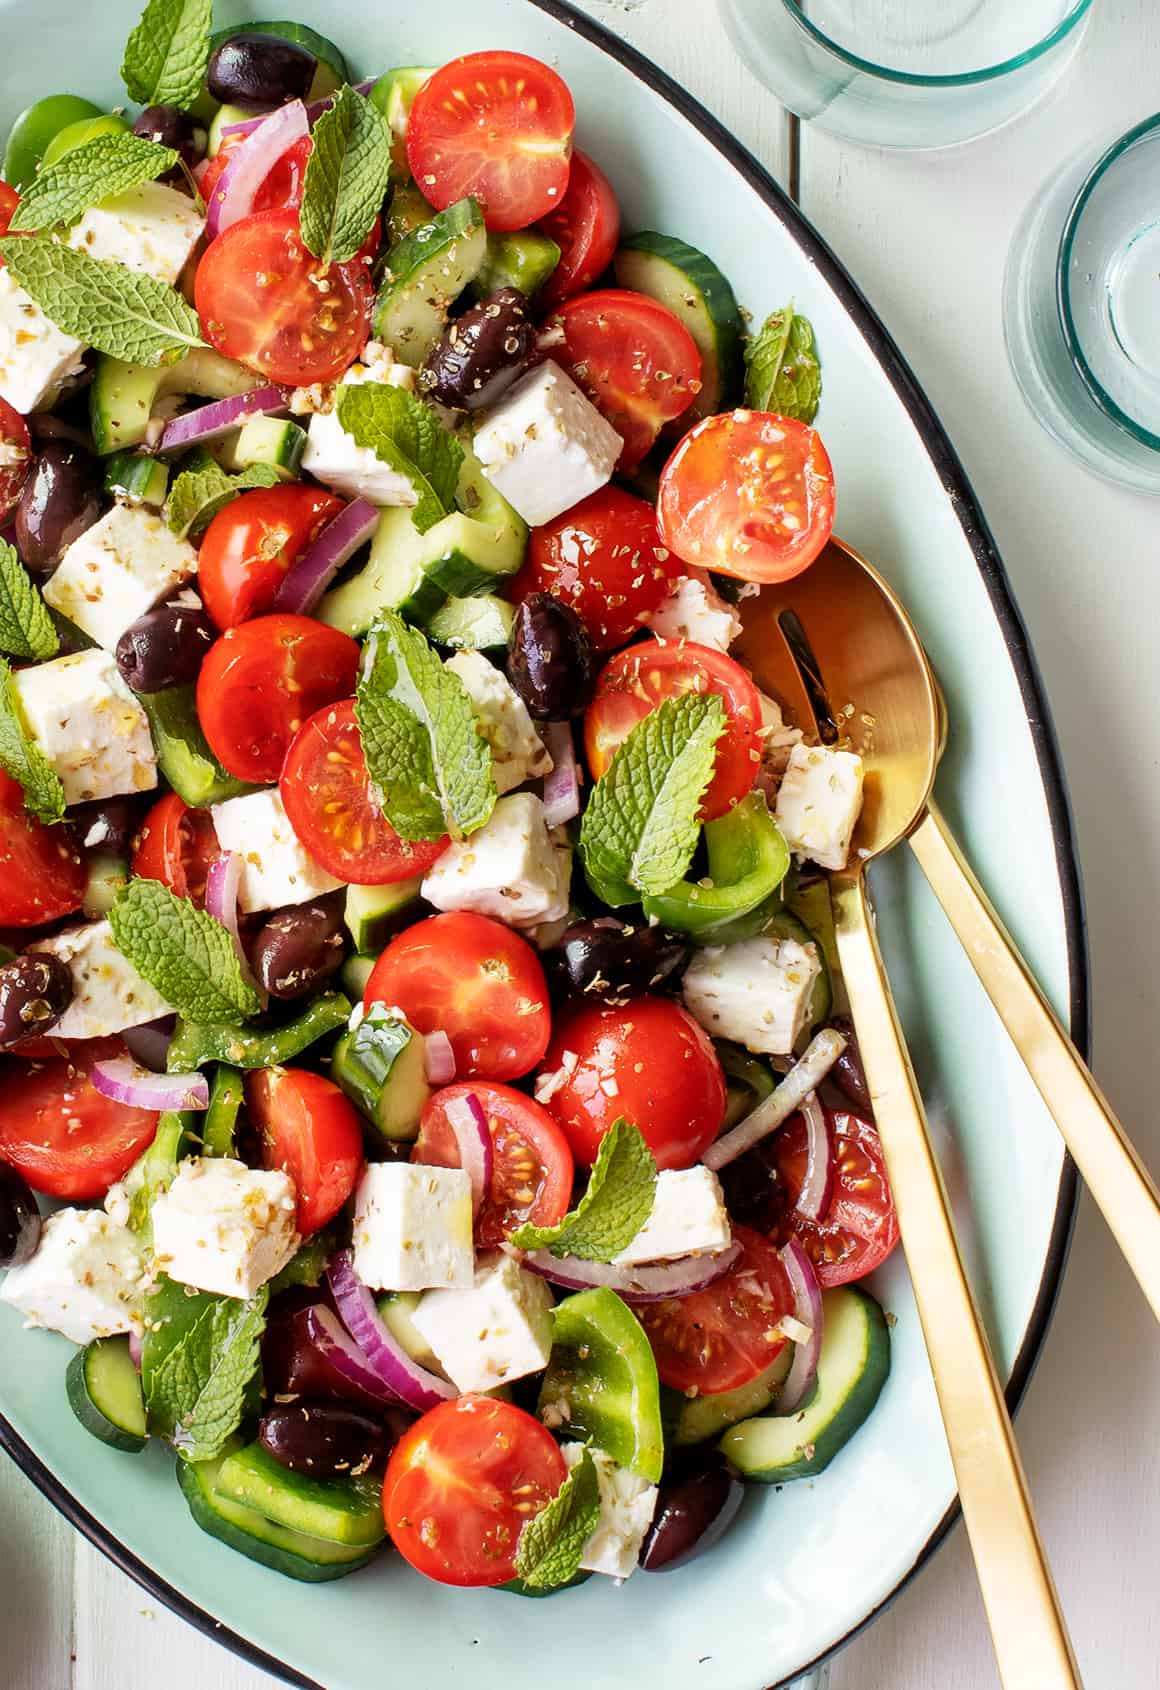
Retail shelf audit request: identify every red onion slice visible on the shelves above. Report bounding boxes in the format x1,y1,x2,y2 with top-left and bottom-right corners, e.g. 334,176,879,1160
273,498,379,615
303,1304,406,1406
443,1092,493,1216
128,1331,143,1370
206,99,310,239
204,851,267,1009
121,1017,176,1074
424,1029,456,1086
521,1239,742,1303
92,1057,209,1112
703,1027,847,1172
327,1250,456,1412
775,1239,824,1416
794,1094,835,1223
157,386,287,454
541,721,580,826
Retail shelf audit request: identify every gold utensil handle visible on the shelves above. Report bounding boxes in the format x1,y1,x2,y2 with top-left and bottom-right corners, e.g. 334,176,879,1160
910,801,1160,1326
831,873,1082,1690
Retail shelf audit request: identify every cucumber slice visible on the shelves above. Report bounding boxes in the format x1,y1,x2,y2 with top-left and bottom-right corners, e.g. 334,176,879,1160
471,230,561,300
330,1005,430,1144
139,684,254,808
90,348,258,456
377,1291,442,1371
720,1286,890,1481
344,878,421,952
222,415,307,481
66,1336,147,1453
716,1042,776,1129
206,103,252,158
786,878,842,996
368,67,434,174
427,593,516,653
667,1346,793,1446
81,851,128,919
341,952,377,1000
614,233,744,425
372,198,488,367
385,182,436,246
103,451,169,508
208,22,349,104
217,1441,386,1547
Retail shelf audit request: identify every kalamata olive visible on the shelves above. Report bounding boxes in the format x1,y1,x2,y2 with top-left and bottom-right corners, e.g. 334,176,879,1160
508,593,595,720
114,594,215,693
0,952,73,1049
249,897,347,1001
421,288,535,411
829,1015,871,1113
545,917,688,1001
0,1162,41,1269
260,1400,390,1477
638,1448,744,1572
69,794,146,858
263,1294,417,1419
207,33,318,111
13,440,103,574
132,103,206,169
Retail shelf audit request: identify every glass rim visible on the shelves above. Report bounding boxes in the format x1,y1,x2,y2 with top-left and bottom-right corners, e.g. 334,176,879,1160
1056,112,1160,452
777,0,1093,87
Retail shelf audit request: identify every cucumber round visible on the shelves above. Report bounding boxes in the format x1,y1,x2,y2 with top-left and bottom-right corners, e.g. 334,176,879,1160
341,952,378,999
762,909,834,1030
372,198,488,367
377,1291,442,1372
427,593,517,654
66,1336,147,1453
614,232,744,424
178,1452,380,1582
217,1441,387,1547
208,21,349,103
344,879,422,952
668,1345,793,1446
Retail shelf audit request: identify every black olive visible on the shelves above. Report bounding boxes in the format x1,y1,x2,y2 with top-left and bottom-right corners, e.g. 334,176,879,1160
207,33,318,111
829,1015,872,1113
68,795,147,859
0,953,73,1050
132,104,206,170
259,1400,392,1477
508,593,595,720
0,1162,40,1270
13,441,103,575
545,917,689,1001
420,288,535,411
249,898,347,1001
639,1448,744,1572
114,594,215,693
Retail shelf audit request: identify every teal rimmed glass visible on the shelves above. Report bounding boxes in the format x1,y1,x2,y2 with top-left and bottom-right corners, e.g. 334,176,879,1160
717,0,1094,149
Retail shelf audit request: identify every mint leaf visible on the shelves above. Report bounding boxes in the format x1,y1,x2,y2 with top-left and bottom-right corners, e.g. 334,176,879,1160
336,385,463,533
0,237,205,365
10,133,178,234
357,610,495,841
142,1275,267,1462
744,303,822,424
109,878,263,1024
579,692,726,906
0,541,59,661
300,85,393,267
165,460,280,539
514,1446,600,1591
122,0,213,110
512,1120,656,1261
0,657,65,824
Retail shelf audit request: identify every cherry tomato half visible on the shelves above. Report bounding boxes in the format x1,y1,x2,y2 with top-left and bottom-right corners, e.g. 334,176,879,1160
0,771,85,927
769,1108,899,1287
0,1038,158,1199
195,208,372,386
280,698,449,886
0,395,30,519
383,1396,567,1586
198,485,345,630
0,182,19,245
539,995,725,1171
584,638,761,821
131,791,219,907
657,410,836,583
197,614,360,784
406,51,574,233
365,912,551,1083
249,1067,364,1237
535,149,620,311
413,1081,574,1249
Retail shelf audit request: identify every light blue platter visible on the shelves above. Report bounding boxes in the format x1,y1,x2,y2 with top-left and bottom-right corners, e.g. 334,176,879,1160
0,3,1084,1687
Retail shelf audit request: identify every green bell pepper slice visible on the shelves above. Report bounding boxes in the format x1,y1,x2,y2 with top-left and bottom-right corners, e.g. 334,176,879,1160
3,94,104,188
537,1287,664,1482
642,792,790,937
166,992,352,1074
716,1042,776,1129
201,1065,244,1158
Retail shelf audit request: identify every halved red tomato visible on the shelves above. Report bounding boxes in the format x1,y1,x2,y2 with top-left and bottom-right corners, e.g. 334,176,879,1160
249,1067,364,1237
0,771,85,928
535,149,620,311
131,791,219,907
769,1109,900,1287
198,485,345,629
0,395,30,519
0,182,19,243
0,1037,158,1199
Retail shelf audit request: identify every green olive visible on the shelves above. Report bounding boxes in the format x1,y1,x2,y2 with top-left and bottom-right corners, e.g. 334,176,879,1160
2,94,105,188
40,112,129,168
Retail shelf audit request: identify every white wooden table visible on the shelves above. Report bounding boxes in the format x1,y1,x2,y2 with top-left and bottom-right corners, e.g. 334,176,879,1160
6,2,1160,1685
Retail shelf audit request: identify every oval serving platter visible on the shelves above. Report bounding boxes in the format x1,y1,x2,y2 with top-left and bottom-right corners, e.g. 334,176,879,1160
0,2,1084,1687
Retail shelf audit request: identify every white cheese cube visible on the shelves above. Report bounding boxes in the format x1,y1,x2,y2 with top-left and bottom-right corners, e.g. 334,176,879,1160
43,503,198,652
211,788,343,913
410,1251,554,1392
647,573,742,651
351,1162,474,1292
613,1167,732,1266
445,650,552,795
0,266,87,415
13,648,157,804
774,743,865,872
68,182,205,286
150,1157,299,1300
754,689,804,801
301,356,418,505
561,1444,658,1580
421,791,571,929
683,935,822,1057
0,1208,144,1344
473,361,622,527
29,918,173,1038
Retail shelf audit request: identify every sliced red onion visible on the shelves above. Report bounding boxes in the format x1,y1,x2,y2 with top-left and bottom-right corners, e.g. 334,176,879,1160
443,1092,492,1216
219,114,267,141
521,1240,742,1303
775,1239,824,1416
206,99,310,239
327,1250,455,1412
542,721,580,826
157,385,287,454
121,1016,176,1074
424,1029,456,1086
128,1331,143,1370
794,1093,835,1223
304,77,377,126
703,1028,847,1173
92,1057,209,1112
304,1304,406,1406
204,851,267,1008
273,498,379,615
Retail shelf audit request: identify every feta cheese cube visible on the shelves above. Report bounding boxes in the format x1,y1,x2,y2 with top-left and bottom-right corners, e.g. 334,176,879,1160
683,935,822,1056
774,742,865,872
0,1208,144,1344
421,792,571,929
445,650,552,795
754,689,804,802
561,1444,658,1579
68,182,205,286
301,356,418,504
647,573,742,651
150,1157,299,1300
13,648,157,804
211,788,343,912
613,1168,732,1266
410,1252,554,1392
29,918,173,1038
43,503,198,652
473,361,622,527
351,1162,474,1292
0,266,87,415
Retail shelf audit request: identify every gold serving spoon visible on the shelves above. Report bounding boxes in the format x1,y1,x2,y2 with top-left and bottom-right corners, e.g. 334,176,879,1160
734,538,1082,1690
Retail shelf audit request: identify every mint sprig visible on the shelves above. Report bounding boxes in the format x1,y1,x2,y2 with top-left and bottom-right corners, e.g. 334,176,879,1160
336,385,463,534
300,85,393,267
512,1120,656,1261
10,133,178,234
122,0,213,111
513,1445,600,1591
0,657,65,824
579,691,726,907
744,302,822,423
356,610,495,841
165,460,280,539
109,878,263,1024
0,237,205,366
142,1274,268,1462
0,541,59,662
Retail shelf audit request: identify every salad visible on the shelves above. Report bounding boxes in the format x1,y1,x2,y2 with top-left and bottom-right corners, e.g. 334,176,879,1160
0,4,899,1597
